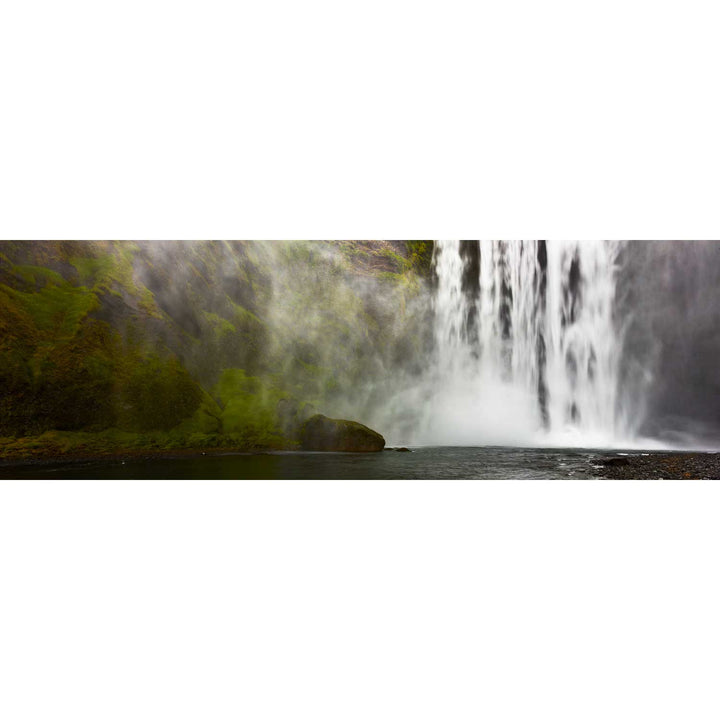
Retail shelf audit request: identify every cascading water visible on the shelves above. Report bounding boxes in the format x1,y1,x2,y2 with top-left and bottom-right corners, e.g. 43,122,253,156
420,240,629,447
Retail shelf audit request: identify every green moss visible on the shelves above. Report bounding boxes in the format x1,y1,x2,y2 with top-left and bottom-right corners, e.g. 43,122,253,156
0,426,224,460
0,287,37,343
294,358,327,377
12,265,66,287
0,239,431,457
378,271,403,282
203,311,237,338
168,391,223,437
138,287,161,318
212,368,288,447
118,354,204,432
404,240,434,276
70,255,117,286
5,283,99,338
378,246,411,272
215,368,263,398
30,321,119,432
228,300,263,329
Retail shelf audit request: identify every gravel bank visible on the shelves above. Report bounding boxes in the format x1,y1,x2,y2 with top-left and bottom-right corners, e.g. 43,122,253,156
596,452,720,479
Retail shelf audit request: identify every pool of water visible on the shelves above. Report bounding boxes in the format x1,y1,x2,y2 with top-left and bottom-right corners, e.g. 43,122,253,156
0,446,635,479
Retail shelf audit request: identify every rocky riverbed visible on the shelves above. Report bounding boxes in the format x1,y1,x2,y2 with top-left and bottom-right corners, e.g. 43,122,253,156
596,452,720,479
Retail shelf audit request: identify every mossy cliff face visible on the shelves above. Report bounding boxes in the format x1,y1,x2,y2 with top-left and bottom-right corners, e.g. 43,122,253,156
0,241,433,460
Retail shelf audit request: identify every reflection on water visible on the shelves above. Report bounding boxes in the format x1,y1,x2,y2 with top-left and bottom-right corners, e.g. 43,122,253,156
0,446,643,479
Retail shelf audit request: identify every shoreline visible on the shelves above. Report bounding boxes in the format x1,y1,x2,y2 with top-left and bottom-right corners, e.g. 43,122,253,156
1,445,720,479
0,443,396,471
595,452,720,480
0,444,291,470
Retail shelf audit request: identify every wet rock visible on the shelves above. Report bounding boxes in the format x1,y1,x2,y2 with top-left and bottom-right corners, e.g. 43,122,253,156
595,452,720,479
394,447,411,452
601,457,630,467
298,414,385,452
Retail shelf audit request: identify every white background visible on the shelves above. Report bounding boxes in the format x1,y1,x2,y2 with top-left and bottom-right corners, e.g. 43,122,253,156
2,1,720,718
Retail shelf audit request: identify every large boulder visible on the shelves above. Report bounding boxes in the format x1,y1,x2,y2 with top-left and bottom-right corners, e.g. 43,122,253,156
298,414,385,452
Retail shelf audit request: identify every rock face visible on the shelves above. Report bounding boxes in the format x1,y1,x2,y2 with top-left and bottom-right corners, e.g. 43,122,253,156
298,414,385,452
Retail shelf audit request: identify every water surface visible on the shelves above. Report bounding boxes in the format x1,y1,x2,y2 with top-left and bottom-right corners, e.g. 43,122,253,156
0,446,638,479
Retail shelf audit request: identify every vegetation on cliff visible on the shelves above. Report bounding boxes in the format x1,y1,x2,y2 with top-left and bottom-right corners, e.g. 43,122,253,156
0,240,433,462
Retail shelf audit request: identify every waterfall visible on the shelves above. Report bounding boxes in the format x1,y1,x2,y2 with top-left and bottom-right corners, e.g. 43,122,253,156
422,240,627,447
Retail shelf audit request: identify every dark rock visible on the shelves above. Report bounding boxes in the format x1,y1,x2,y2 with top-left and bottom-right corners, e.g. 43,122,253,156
394,447,411,452
594,452,720,480
298,414,385,452
601,457,630,467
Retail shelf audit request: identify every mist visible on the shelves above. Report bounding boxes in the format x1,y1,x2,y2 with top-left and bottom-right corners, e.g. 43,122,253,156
617,241,720,447
3,239,720,452
375,240,720,449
